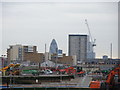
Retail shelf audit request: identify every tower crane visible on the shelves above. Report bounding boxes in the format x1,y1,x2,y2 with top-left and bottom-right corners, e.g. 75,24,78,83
85,19,96,47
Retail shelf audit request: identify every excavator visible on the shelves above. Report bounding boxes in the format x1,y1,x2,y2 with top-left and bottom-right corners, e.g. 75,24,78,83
0,64,14,70
0,64,20,76
89,65,120,90
57,66,76,75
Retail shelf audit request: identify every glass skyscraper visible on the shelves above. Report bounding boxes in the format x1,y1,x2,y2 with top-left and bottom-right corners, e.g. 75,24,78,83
49,39,58,54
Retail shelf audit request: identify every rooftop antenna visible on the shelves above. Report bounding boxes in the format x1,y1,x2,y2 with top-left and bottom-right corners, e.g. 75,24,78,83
45,44,47,72
110,43,112,59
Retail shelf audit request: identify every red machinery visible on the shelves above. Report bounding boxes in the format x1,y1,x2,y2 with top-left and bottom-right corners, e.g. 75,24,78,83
57,65,85,76
89,65,120,90
58,66,76,75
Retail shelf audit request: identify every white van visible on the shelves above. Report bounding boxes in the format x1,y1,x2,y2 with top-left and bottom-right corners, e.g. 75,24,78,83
44,69,53,74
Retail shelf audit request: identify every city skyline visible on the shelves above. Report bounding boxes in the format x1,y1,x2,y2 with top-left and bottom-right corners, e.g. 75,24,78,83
1,2,118,58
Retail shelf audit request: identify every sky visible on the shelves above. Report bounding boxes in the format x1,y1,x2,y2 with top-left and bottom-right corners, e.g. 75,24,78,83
1,0,119,58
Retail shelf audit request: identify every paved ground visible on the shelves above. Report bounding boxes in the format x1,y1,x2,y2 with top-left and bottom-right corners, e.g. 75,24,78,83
8,74,93,88
76,75,92,87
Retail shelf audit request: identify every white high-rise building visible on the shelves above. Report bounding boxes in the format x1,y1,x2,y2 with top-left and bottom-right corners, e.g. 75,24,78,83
68,34,95,64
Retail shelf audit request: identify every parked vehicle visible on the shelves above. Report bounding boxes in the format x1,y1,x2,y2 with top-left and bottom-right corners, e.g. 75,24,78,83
43,69,53,74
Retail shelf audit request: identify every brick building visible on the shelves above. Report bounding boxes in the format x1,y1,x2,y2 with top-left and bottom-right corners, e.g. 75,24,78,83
51,54,77,66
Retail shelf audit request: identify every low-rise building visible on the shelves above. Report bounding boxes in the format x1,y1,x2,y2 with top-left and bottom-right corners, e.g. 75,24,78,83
51,54,77,66
0,56,8,68
57,55,77,66
24,53,44,64
78,58,120,72
7,44,45,64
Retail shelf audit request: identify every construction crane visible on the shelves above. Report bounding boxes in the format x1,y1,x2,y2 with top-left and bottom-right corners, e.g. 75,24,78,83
85,19,96,47
0,64,20,76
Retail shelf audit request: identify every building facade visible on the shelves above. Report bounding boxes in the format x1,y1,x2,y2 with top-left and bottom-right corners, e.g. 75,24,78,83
57,54,77,66
87,40,95,59
7,44,23,63
68,34,95,64
58,49,63,57
49,39,58,55
69,34,88,64
0,56,8,68
7,44,44,64
50,53,77,66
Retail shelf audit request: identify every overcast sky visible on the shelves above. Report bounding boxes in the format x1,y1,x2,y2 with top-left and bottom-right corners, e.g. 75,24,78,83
1,1,118,58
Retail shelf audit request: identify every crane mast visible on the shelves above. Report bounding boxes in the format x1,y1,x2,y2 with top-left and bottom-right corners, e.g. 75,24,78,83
85,19,96,47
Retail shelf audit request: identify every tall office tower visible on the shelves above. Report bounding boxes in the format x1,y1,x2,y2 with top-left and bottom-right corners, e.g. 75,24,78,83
69,34,88,64
49,39,58,55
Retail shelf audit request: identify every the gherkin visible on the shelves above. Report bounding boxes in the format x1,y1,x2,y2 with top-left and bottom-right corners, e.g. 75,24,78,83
49,39,58,54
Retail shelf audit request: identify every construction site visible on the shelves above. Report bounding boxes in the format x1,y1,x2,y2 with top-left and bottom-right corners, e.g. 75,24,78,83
0,63,120,90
